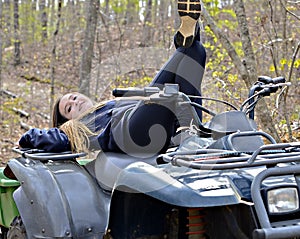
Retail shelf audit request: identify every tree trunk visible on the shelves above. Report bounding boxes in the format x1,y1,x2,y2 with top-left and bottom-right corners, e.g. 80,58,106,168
31,0,37,43
39,0,48,42
203,1,281,141
50,0,62,127
13,0,20,65
233,0,257,86
233,0,280,141
104,0,109,15
50,0,55,34
141,0,153,47
124,0,138,25
278,0,293,141
158,0,169,46
0,0,3,120
79,0,99,96
4,0,11,47
95,29,103,101
68,0,77,66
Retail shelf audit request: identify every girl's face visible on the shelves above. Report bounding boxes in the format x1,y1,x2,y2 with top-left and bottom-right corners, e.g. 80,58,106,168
59,92,94,120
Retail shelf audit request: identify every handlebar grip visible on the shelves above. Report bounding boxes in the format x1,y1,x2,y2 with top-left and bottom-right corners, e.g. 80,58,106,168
112,86,161,97
258,76,285,85
258,76,272,84
272,76,285,84
261,87,278,96
112,88,145,97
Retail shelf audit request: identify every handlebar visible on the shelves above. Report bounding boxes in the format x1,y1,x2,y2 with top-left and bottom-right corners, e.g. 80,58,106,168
258,76,285,84
111,76,289,135
112,84,209,135
242,76,289,119
259,82,291,96
243,75,288,118
112,86,160,97
113,77,288,119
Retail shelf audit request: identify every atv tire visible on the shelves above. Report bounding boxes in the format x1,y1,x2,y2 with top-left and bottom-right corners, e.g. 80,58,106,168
7,216,27,239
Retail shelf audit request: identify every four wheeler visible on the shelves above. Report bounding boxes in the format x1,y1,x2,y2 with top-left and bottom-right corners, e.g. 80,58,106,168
1,76,300,239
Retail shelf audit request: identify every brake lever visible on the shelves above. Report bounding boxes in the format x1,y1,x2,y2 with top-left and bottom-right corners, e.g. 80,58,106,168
260,82,291,97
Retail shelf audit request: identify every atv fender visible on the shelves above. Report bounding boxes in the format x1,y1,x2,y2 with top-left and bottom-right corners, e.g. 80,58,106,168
113,161,243,207
84,151,157,191
7,157,110,239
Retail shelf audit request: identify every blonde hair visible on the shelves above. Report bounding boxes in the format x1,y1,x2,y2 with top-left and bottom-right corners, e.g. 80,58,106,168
59,101,107,153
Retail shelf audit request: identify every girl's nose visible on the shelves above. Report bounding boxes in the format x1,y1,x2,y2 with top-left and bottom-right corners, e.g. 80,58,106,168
71,100,78,106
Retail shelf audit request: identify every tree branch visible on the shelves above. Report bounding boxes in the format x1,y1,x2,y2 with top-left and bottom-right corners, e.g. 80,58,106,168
201,8,249,84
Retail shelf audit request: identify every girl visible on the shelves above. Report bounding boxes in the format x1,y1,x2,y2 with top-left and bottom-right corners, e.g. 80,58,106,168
19,0,206,157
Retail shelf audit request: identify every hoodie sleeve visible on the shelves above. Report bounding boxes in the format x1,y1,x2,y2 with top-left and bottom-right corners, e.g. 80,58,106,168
19,128,71,152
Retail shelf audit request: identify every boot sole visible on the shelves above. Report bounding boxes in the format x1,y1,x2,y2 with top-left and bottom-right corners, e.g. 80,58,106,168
177,0,201,47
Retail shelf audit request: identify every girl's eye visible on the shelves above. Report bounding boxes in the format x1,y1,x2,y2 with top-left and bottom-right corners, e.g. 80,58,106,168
67,106,72,113
73,96,77,100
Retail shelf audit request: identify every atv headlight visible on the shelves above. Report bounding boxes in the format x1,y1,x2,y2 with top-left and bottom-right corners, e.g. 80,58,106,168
267,187,299,214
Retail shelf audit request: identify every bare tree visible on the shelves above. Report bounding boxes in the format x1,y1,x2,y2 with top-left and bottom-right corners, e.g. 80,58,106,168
104,0,109,14
13,0,20,65
40,0,48,42
202,0,281,141
158,0,170,46
4,0,11,47
263,0,300,141
79,0,99,96
30,0,37,43
124,0,139,24
141,0,153,47
49,0,55,35
67,0,77,67
0,0,3,120
50,0,63,126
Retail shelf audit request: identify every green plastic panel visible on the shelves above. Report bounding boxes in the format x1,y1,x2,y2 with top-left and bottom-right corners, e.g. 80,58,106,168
0,168,19,228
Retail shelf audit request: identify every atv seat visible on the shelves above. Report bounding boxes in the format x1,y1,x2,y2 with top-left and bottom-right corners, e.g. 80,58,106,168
84,152,157,191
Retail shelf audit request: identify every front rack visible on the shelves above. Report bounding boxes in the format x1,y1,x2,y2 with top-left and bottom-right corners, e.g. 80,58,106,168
160,142,300,170
12,147,87,161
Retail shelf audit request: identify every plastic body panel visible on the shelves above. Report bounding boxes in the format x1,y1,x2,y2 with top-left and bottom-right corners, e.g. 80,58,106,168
113,161,248,207
0,168,19,228
7,157,111,238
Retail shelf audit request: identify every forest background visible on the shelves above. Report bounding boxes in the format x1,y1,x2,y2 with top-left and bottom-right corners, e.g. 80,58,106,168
0,0,299,164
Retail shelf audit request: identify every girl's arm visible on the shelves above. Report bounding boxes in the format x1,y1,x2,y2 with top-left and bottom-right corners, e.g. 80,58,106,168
19,128,71,152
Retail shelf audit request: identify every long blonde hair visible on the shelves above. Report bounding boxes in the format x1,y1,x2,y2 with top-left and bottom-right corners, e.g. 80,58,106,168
58,101,107,153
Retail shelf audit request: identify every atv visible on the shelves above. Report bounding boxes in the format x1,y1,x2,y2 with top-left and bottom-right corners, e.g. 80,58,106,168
1,76,300,239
